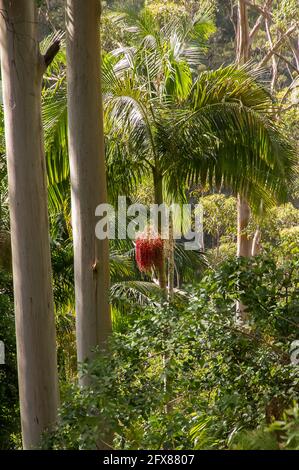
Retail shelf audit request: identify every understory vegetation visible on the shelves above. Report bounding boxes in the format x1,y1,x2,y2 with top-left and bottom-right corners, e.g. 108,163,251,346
43,252,299,450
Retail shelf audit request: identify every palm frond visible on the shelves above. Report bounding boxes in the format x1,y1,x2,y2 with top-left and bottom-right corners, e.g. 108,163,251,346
110,280,162,306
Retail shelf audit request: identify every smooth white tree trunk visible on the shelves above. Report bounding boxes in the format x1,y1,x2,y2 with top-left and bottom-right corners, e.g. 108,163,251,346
0,0,59,449
237,195,252,257
66,0,111,374
251,227,261,256
236,1,253,260
236,195,251,322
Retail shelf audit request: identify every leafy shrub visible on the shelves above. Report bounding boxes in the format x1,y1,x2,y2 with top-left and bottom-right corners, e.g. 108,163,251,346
0,270,20,449
229,402,299,450
44,255,299,450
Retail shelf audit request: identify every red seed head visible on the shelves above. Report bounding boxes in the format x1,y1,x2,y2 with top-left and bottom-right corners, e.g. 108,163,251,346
135,235,164,272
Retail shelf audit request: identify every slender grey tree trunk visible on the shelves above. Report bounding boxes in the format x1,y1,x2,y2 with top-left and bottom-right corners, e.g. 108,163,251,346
236,0,250,64
236,195,251,322
236,3,251,323
251,227,261,256
237,195,252,257
0,0,59,449
66,0,111,375
236,1,253,261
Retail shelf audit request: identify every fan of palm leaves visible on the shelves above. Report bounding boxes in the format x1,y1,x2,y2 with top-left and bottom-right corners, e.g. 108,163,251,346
41,7,297,309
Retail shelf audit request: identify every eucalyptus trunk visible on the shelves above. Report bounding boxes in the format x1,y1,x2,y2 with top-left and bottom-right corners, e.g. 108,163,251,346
236,0,250,63
236,196,251,322
236,0,253,260
0,0,59,449
235,1,253,323
237,195,252,257
66,0,111,374
251,227,261,256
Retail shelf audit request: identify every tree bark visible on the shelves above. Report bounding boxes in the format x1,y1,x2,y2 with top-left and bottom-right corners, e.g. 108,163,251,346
251,227,261,256
236,196,251,323
290,35,299,71
237,195,252,257
0,0,59,449
258,25,297,68
236,1,253,261
236,0,250,63
66,0,111,375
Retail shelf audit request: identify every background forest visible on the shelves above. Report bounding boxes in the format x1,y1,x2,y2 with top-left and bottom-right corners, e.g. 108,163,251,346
1,0,299,450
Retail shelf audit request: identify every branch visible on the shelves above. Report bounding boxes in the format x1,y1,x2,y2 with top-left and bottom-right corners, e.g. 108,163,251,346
244,0,267,16
248,0,273,41
43,39,60,68
279,103,299,114
249,14,264,40
258,25,297,68
288,35,299,70
273,51,299,74
265,16,278,91
229,0,238,36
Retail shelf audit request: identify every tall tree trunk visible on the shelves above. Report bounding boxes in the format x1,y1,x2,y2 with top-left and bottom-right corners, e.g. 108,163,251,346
0,0,59,449
236,1,253,261
236,4,250,323
66,0,111,374
236,3,252,323
251,227,261,256
237,195,252,257
290,35,299,70
236,0,250,63
236,195,251,322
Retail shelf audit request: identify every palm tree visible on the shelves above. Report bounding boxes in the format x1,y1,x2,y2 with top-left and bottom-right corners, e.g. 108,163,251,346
42,6,297,298
101,8,296,290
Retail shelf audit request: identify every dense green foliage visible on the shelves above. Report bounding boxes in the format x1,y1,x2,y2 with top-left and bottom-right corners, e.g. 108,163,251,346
0,271,19,449
43,254,299,449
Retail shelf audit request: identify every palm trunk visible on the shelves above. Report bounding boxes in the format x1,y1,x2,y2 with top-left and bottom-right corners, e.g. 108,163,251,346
153,171,171,414
0,0,59,448
168,213,175,301
66,0,111,373
153,169,167,292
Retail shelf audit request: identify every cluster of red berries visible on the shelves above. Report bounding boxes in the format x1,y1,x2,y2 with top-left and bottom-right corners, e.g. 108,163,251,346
135,236,164,272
